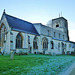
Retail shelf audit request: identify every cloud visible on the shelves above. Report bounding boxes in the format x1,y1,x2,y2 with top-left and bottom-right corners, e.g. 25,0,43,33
68,20,75,42
68,21,75,30
69,29,75,42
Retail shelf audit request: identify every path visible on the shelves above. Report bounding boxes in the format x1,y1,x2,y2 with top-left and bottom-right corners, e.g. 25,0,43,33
69,67,75,75
58,61,75,75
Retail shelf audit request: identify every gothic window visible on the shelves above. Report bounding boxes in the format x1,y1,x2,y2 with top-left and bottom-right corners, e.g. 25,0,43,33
28,36,30,44
33,36,38,49
16,33,23,48
51,41,54,49
58,43,60,51
10,32,13,41
42,37,48,49
1,25,6,47
65,44,67,50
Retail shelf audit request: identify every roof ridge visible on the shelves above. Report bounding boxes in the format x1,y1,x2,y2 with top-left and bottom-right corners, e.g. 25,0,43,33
52,17,67,21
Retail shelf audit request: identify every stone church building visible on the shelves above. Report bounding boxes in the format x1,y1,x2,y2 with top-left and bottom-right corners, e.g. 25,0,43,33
0,11,75,55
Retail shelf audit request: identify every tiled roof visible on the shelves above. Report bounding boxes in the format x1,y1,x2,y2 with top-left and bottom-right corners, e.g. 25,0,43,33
4,13,39,35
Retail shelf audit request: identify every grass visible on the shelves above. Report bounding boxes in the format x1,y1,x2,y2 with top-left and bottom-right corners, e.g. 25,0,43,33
0,54,75,75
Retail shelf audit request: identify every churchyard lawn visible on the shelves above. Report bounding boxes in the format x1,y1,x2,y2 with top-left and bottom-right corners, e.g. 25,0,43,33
0,55,75,75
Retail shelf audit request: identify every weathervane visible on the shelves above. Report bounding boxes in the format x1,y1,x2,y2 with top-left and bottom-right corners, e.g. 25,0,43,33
59,12,62,17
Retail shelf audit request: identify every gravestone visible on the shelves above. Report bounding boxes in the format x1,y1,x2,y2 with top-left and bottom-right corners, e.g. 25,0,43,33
10,50,14,60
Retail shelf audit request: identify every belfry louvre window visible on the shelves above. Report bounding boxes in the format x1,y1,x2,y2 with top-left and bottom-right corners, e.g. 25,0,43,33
42,37,48,49
56,24,59,27
16,33,23,48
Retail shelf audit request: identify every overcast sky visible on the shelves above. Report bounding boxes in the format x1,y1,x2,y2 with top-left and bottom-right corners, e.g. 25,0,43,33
0,0,75,42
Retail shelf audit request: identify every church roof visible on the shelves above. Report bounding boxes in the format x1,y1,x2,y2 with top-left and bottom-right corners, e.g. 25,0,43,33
4,12,39,35
52,17,67,21
52,37,68,42
73,46,75,48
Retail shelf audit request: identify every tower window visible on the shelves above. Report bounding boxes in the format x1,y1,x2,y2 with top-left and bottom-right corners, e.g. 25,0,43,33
58,43,60,51
59,33,60,39
56,24,59,27
63,35,64,39
48,30,49,36
54,32,56,37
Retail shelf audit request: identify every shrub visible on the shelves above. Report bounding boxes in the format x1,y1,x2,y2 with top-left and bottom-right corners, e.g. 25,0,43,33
37,52,43,54
15,53,28,55
66,51,70,55
71,51,75,55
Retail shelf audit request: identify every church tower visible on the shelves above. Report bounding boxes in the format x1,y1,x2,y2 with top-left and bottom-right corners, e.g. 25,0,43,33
47,17,69,41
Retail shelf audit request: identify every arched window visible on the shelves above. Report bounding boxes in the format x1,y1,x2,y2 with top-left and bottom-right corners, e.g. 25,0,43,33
1,25,6,47
42,37,48,49
51,41,54,49
65,44,67,50
16,33,23,48
58,43,60,51
33,36,38,49
28,36,30,44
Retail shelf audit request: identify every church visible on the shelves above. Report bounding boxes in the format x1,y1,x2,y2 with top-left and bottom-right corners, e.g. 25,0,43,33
0,10,75,55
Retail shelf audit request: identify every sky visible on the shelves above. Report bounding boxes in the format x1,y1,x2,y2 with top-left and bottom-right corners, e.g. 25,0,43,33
0,0,75,42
